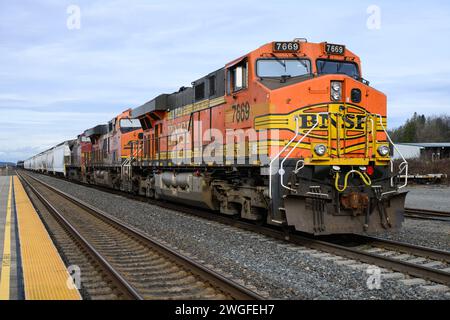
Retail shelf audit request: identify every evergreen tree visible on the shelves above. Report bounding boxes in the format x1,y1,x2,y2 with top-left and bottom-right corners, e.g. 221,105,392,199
388,114,450,143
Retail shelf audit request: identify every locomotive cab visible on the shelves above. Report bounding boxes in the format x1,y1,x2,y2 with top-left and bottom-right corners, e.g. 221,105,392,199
237,40,409,235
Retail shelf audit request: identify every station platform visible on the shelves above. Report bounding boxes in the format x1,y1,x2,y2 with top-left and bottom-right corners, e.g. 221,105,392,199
0,175,81,300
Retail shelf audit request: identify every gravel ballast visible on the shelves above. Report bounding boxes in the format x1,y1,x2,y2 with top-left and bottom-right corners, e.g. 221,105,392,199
375,185,450,250
28,173,450,300
375,219,450,252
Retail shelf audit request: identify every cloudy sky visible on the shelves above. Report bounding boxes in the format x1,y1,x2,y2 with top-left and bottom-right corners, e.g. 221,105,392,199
1,0,450,162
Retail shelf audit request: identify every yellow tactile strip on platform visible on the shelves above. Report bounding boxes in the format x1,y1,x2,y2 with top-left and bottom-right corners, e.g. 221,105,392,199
0,177,12,300
13,177,81,300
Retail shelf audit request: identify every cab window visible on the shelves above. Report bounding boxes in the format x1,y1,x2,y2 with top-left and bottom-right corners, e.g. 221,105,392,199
227,60,248,94
257,59,311,78
119,119,142,134
316,59,360,78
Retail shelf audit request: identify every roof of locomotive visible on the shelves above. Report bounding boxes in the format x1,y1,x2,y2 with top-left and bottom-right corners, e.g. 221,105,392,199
84,124,108,137
131,40,361,119
132,67,225,119
132,94,169,118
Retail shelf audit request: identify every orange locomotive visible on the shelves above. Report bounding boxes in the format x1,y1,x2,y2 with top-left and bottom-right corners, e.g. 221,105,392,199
128,39,408,235
79,109,143,189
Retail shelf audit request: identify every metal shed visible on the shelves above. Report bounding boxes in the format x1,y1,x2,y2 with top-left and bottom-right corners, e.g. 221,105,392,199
393,143,450,161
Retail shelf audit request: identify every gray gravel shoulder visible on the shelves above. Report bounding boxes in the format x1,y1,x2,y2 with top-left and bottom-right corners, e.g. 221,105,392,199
375,185,450,252
29,173,450,300
375,219,450,252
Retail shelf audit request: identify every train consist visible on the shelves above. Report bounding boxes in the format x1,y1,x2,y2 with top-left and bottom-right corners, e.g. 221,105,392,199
24,40,408,235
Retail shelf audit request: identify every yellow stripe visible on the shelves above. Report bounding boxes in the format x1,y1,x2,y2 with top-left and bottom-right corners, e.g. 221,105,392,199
169,96,226,120
0,177,12,300
14,177,81,300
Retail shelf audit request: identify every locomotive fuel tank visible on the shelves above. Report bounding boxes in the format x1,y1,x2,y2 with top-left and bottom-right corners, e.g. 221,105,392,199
155,172,218,210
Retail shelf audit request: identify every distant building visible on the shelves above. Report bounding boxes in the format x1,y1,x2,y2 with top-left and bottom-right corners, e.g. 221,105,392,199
393,144,421,160
393,143,450,161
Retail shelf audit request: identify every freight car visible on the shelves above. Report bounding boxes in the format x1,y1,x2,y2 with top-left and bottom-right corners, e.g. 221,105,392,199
25,39,409,236
25,140,74,175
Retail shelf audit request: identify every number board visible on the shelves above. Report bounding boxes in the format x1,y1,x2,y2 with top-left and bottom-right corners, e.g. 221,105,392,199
232,102,251,123
273,42,300,53
325,43,346,55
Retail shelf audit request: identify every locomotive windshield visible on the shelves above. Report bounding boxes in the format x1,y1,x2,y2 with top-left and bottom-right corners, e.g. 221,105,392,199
257,59,311,78
119,118,142,133
317,59,360,78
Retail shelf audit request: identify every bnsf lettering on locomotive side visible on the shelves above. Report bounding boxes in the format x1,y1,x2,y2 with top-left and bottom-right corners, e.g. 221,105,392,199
299,114,366,130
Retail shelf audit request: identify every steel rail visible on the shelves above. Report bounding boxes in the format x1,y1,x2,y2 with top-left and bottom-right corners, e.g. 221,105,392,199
353,235,450,264
404,208,450,222
300,238,450,286
197,213,450,286
18,172,143,300
19,171,263,300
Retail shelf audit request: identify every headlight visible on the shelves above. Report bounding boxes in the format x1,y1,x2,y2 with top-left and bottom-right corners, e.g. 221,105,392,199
378,145,390,157
314,144,327,156
332,92,340,101
331,81,342,101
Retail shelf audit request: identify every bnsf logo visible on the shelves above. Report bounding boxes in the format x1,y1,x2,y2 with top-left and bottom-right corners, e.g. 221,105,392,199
255,104,380,140
295,104,370,140
298,113,366,130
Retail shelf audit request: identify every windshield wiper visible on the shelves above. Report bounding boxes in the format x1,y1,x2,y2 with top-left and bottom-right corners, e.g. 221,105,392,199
280,75,291,83
295,58,309,70
270,54,286,69
275,59,286,69
319,61,327,74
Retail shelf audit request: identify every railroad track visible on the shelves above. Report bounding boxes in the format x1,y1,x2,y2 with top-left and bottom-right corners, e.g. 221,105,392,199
237,227,450,287
18,171,263,300
22,171,450,289
20,176,126,299
333,235,450,286
405,208,450,222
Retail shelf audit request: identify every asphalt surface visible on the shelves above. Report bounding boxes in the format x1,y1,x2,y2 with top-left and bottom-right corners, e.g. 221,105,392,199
405,185,450,213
